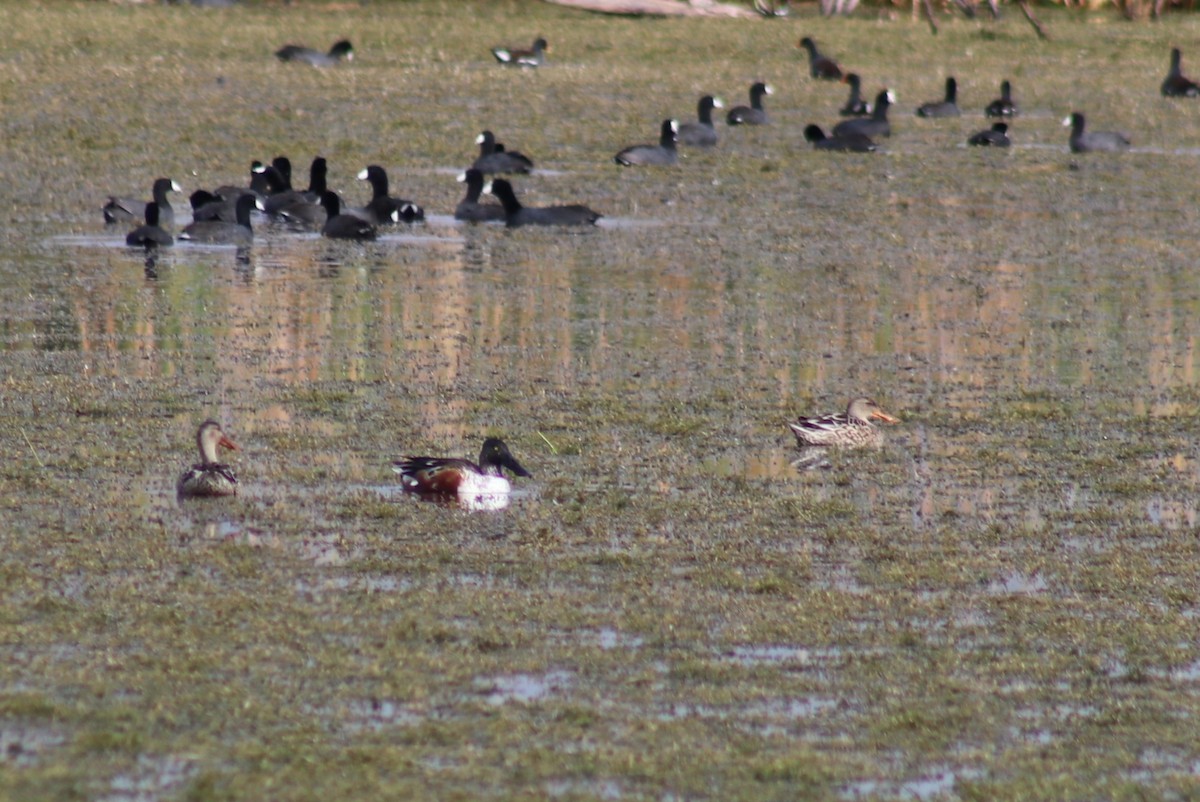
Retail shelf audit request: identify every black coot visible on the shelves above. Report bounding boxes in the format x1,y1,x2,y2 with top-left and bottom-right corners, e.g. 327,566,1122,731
103,178,182,226
967,122,1011,147
916,77,960,118
454,169,506,223
126,202,174,248
614,119,678,166
839,74,870,117
244,160,271,197
250,161,285,195
192,189,253,223
320,191,379,240
472,131,534,175
488,179,601,228
1162,49,1200,97
271,157,330,226
258,160,313,218
356,165,424,224
799,37,842,80
275,40,353,67
180,194,259,245
985,80,1019,117
678,95,724,146
726,82,773,126
1063,112,1130,153
833,90,894,138
804,124,877,152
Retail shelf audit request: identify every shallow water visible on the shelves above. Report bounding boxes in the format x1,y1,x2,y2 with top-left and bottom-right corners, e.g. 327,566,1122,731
4,2,1200,800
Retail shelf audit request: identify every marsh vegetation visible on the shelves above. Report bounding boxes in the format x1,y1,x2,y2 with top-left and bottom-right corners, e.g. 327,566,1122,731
2,1,1200,799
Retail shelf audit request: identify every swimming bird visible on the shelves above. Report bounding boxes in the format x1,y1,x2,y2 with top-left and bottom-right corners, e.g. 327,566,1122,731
356,165,424,224
799,37,842,80
177,420,240,498
103,178,182,226
125,202,174,248
1063,112,1130,153
984,80,1018,117
243,160,272,197
839,73,871,117
320,191,381,240
491,37,547,67
803,124,877,152
251,162,288,199
916,77,960,118
275,39,354,67
1162,48,1200,97
393,438,531,497
190,189,242,223
833,90,894,138
265,157,330,224
726,82,773,125
211,161,267,200
488,179,601,228
269,155,294,188
967,122,1011,147
180,193,259,245
614,119,678,166
454,169,506,223
298,156,329,202
789,397,899,448
678,95,724,146
472,130,534,175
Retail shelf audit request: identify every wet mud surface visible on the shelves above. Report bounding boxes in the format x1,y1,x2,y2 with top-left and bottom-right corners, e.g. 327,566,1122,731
2,2,1200,799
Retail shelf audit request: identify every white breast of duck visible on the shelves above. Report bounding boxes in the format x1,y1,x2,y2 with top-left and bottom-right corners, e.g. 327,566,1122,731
458,471,512,495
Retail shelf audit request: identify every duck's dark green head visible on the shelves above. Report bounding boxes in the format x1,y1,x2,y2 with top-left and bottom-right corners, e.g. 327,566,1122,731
479,438,532,478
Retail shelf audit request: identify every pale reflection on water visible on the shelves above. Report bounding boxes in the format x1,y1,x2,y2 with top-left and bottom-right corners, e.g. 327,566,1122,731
9,184,1200,533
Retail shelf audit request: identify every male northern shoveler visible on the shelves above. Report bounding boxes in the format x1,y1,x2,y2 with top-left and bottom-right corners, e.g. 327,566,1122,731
177,420,239,498
788,397,899,448
491,37,548,68
392,438,531,497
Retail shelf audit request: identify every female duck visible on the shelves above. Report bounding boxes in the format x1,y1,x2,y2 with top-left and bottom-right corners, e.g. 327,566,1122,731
393,438,531,497
178,420,240,498
789,397,899,448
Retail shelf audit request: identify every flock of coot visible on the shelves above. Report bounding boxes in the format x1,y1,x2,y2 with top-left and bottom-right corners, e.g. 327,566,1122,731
795,36,1200,154
106,33,1195,249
